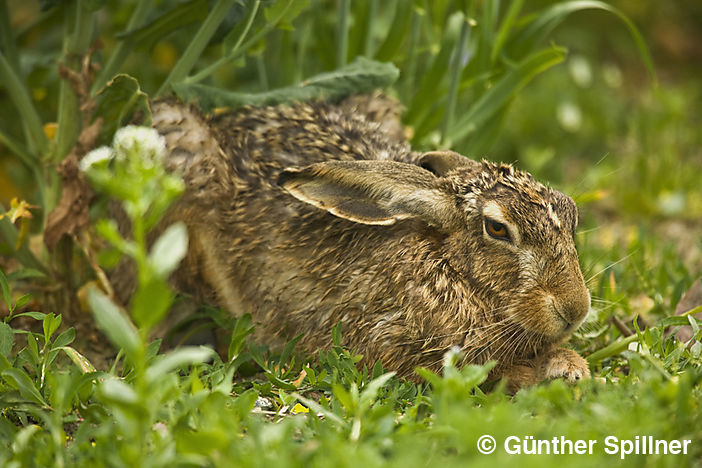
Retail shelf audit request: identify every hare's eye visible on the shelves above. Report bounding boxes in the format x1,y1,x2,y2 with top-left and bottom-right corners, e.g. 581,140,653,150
485,218,510,241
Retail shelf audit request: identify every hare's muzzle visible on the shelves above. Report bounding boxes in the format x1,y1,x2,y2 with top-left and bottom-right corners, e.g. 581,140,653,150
546,282,590,335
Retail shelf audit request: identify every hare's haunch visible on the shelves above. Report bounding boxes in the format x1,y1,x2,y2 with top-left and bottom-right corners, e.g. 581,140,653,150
149,95,591,390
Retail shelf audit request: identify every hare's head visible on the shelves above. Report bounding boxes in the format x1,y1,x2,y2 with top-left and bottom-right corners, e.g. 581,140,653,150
278,151,589,344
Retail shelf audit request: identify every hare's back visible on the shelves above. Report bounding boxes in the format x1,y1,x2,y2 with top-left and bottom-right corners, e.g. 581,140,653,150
210,100,413,185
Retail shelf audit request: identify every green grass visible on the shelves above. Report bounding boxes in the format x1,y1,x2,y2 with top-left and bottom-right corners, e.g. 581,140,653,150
0,1,701,467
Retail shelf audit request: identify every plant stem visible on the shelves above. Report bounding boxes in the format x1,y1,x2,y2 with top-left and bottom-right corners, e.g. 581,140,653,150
91,0,153,94
228,0,261,55
157,0,236,95
336,0,350,68
0,51,48,157
186,0,295,85
294,15,312,83
363,0,378,57
0,0,21,72
255,54,269,91
586,334,638,364
402,6,422,101
54,0,95,163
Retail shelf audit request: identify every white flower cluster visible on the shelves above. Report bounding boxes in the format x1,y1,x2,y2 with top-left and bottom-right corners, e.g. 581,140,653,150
113,125,166,167
442,345,464,369
80,125,166,172
79,146,113,172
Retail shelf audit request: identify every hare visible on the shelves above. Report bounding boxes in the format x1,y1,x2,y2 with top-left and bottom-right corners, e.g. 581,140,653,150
146,94,591,390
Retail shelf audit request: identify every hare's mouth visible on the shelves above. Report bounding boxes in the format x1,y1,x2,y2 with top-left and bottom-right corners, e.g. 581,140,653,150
554,308,575,332
544,295,587,337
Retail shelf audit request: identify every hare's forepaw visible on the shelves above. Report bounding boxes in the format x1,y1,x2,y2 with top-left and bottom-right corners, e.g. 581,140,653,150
538,348,590,383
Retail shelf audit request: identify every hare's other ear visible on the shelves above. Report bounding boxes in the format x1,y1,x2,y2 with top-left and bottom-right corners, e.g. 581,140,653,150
278,160,460,229
419,150,480,176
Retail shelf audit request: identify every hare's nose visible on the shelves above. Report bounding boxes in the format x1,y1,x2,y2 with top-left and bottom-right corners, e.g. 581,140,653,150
559,288,591,327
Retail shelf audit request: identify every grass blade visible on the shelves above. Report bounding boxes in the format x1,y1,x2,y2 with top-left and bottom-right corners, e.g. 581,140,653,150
158,0,236,95
506,0,656,84
91,0,154,93
0,51,47,156
445,46,566,146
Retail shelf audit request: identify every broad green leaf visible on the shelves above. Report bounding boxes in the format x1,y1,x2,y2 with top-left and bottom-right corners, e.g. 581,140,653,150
147,346,215,382
332,383,356,413
148,222,188,278
0,352,11,372
277,334,303,372
59,346,97,374
10,425,40,454
13,294,30,310
87,287,140,358
131,277,173,331
371,360,384,380
212,365,237,395
657,316,702,329
359,372,396,409
26,332,39,364
1,368,47,406
98,378,139,406
94,74,152,145
231,388,260,415
331,321,342,347
445,46,566,146
52,327,76,348
300,56,399,96
228,313,255,361
42,313,61,344
303,366,316,385
175,427,230,455
0,322,12,357
265,372,298,391
459,362,495,388
11,311,46,321
414,367,442,387
6,269,46,282
174,57,399,111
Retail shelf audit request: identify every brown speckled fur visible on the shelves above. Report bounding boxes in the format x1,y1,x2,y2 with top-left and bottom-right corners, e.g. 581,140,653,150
144,94,591,391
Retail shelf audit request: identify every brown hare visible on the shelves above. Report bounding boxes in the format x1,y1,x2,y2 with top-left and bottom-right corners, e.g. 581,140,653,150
143,94,591,390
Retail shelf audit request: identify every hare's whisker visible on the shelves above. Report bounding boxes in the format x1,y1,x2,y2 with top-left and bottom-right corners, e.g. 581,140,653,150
585,253,635,284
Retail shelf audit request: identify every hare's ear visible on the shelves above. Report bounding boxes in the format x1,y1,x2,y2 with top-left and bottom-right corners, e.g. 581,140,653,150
278,160,460,229
419,150,480,176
